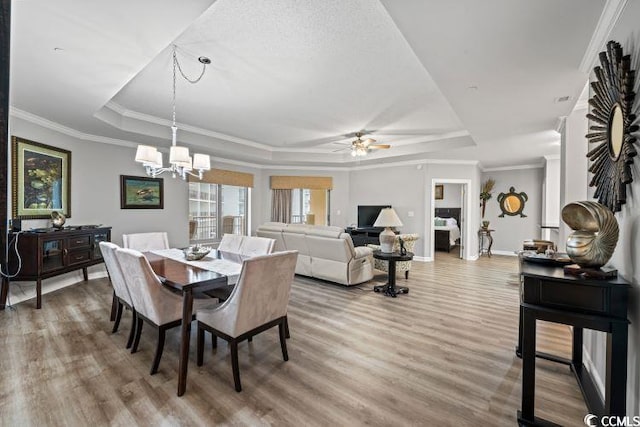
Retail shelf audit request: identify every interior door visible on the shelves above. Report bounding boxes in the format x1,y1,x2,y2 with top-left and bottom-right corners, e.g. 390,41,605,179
459,185,465,259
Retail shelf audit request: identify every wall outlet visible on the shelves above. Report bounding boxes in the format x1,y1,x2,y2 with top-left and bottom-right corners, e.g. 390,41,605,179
407,211,414,217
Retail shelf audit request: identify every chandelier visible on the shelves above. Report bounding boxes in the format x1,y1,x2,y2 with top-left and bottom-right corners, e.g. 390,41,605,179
135,45,212,180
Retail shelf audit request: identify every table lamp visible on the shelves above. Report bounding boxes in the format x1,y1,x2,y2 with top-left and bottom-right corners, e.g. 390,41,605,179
373,207,403,253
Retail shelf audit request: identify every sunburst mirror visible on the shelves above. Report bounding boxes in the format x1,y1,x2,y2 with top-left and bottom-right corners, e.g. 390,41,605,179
586,40,638,212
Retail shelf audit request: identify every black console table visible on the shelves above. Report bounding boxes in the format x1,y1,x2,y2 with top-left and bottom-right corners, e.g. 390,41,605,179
345,227,383,246
517,262,629,426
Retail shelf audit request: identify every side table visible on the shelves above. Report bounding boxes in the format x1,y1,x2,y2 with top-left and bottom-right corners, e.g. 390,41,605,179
372,250,413,298
478,228,494,257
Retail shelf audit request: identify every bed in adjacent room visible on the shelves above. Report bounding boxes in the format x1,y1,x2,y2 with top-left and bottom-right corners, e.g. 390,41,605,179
434,208,461,252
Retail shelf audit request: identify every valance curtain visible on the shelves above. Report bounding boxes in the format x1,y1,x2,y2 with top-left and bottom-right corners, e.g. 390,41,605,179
189,168,254,187
271,189,292,223
270,176,332,190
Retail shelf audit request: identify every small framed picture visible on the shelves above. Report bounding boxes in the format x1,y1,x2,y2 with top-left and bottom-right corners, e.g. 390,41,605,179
12,136,72,219
435,184,444,200
120,175,164,209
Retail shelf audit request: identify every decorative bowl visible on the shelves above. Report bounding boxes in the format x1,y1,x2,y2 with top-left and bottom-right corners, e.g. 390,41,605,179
51,211,66,228
183,246,211,261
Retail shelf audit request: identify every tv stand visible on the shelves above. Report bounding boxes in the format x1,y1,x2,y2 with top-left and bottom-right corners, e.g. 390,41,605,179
345,227,384,246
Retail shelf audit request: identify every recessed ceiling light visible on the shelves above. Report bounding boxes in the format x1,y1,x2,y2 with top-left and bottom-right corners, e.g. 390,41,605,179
555,96,570,103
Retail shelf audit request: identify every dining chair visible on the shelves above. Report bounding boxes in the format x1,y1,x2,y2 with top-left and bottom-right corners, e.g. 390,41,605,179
196,250,298,392
239,236,276,259
115,247,214,375
122,232,170,252
218,233,244,256
100,242,137,349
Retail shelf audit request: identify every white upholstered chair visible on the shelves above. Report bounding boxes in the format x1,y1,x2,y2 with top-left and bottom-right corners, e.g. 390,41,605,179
100,242,137,348
218,233,244,257
196,250,298,392
239,236,276,259
367,234,420,279
115,248,213,375
122,232,170,252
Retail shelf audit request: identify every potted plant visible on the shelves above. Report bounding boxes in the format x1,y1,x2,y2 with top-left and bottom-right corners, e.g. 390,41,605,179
480,178,495,219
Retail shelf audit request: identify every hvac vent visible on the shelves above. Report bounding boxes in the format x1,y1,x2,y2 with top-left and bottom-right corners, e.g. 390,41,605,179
555,96,570,103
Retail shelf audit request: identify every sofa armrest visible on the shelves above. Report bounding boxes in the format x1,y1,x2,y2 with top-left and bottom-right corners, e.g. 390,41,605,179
354,246,373,259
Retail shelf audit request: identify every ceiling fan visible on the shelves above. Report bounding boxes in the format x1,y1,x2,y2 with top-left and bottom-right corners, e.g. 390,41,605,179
333,132,391,157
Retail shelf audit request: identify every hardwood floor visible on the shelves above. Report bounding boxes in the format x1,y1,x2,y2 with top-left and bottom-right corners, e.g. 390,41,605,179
0,254,587,426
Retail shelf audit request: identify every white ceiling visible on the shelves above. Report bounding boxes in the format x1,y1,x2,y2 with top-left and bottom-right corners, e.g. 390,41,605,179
10,0,609,168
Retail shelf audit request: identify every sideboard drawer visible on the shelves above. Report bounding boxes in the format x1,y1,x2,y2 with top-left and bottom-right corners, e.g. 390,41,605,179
67,250,92,266
68,236,91,249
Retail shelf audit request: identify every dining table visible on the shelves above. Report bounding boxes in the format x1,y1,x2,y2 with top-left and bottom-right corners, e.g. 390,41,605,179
144,249,242,396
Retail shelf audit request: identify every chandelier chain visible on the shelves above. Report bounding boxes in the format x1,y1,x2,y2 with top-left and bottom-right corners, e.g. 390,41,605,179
172,45,207,129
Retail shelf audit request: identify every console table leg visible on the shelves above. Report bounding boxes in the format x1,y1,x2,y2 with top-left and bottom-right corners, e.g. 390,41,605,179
83,267,88,282
572,327,583,367
606,322,628,416
520,307,537,422
36,279,41,309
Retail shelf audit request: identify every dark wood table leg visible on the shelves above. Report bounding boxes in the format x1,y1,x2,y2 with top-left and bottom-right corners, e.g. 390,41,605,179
516,305,523,357
606,322,628,416
82,267,88,282
177,289,194,396
572,326,583,367
487,233,493,257
36,278,42,309
518,307,536,424
0,277,8,309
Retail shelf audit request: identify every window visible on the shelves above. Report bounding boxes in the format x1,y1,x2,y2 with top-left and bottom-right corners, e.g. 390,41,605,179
189,183,249,243
291,188,311,224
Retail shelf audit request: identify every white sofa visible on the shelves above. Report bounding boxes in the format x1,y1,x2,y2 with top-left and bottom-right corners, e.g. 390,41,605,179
256,223,374,286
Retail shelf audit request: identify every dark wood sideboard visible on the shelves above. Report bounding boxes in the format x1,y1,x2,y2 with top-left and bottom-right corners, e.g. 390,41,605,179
0,226,111,309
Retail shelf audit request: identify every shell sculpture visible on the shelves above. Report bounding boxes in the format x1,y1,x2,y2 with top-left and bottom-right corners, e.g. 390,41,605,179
561,201,619,268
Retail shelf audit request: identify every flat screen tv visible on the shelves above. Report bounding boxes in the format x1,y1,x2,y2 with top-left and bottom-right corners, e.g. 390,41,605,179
357,205,391,228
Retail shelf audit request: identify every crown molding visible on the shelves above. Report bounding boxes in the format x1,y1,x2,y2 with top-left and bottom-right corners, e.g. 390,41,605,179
544,154,560,161
11,107,137,148
104,101,273,151
481,163,544,172
578,0,629,74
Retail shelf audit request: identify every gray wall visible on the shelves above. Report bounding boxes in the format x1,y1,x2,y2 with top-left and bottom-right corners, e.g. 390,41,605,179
481,168,543,253
434,183,462,208
10,117,262,248
564,4,640,415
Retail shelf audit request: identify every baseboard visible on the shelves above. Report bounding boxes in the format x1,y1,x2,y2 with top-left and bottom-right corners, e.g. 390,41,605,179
7,266,108,306
467,254,479,261
490,250,518,257
413,256,431,262
582,344,605,402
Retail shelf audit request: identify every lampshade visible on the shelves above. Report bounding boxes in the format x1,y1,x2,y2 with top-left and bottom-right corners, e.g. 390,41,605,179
135,145,159,164
373,208,403,227
170,145,191,166
154,151,163,168
193,153,211,171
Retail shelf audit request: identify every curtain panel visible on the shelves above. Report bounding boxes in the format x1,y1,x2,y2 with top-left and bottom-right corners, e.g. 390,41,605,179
271,189,292,223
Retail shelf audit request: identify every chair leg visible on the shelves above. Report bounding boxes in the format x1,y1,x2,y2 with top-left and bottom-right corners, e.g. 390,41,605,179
110,292,117,321
112,301,123,333
248,336,253,343
405,270,409,280
230,340,241,392
131,315,143,354
126,311,137,349
284,315,290,339
197,324,205,366
279,319,289,362
150,327,166,375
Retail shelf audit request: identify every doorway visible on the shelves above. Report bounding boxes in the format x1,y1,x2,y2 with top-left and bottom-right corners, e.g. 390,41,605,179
427,178,472,261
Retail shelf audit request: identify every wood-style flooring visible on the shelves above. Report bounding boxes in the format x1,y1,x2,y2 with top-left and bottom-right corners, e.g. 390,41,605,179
0,252,587,426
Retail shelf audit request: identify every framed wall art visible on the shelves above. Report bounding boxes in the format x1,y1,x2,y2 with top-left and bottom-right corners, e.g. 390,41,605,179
435,184,444,200
12,136,71,219
120,175,164,209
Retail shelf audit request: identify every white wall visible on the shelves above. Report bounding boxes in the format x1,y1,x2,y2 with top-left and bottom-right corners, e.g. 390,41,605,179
434,183,462,208
481,167,543,254
561,2,640,415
